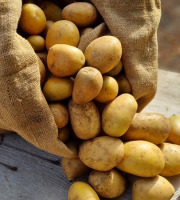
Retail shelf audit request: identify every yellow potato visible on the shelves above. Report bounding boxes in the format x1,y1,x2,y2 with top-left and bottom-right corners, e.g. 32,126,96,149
49,103,69,128
39,1,62,22
85,36,122,74
88,169,126,198
116,140,165,177
68,181,100,200
102,94,137,137
27,35,45,52
79,136,124,171
106,60,123,77
62,2,98,27
46,20,80,50
72,67,103,104
19,4,46,34
95,76,118,103
116,73,132,94
47,44,85,77
68,99,100,139
43,76,73,101
36,55,46,85
167,114,180,145
42,20,54,37
123,113,171,144
58,126,70,143
132,175,175,200
159,142,180,176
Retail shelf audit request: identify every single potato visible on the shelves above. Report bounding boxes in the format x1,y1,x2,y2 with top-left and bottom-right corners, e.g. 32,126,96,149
19,3,46,34
132,175,175,200
106,60,123,77
85,36,122,74
95,76,119,103
68,99,100,139
68,181,100,200
62,2,98,27
79,136,124,171
46,20,80,50
123,113,171,144
72,67,103,104
36,55,46,85
159,142,180,176
27,35,45,52
89,169,126,198
116,140,165,177
43,76,73,101
47,44,85,77
102,94,138,137
42,20,54,37
58,126,70,143
116,73,132,94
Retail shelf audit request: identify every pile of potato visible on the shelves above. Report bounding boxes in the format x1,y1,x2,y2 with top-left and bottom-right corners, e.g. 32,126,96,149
19,1,180,200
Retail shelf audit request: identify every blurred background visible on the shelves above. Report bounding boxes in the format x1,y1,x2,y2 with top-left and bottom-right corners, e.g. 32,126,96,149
158,1,180,73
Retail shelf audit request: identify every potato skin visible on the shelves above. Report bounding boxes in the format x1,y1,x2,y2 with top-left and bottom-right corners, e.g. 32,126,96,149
132,175,175,200
116,140,165,177
68,99,100,139
102,94,138,137
123,113,171,144
79,136,124,171
159,143,180,176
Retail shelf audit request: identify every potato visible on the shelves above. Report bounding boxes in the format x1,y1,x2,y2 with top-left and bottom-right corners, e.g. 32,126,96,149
123,113,171,144
102,94,137,137
47,44,85,77
132,175,175,200
49,103,69,128
27,35,45,52
159,142,180,176
68,181,100,200
72,67,103,104
95,76,118,103
88,169,126,198
36,55,46,85
116,73,132,94
167,114,180,145
42,20,54,37
19,4,46,34
85,36,122,74
62,2,98,27
106,60,123,77
43,76,73,101
79,136,124,171
46,20,80,50
116,140,165,177
39,1,62,22
58,126,70,143
68,99,100,139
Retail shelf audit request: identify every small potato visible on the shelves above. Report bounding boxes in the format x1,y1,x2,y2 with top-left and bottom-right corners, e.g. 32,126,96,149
106,60,123,77
68,99,100,139
102,94,138,137
123,113,171,144
42,20,54,37
58,126,70,143
46,20,80,50
36,55,46,85
49,103,69,128
116,140,165,177
85,36,122,74
43,76,73,101
72,67,103,104
68,181,100,200
19,4,46,34
47,44,85,77
89,169,126,198
95,76,118,103
167,114,180,145
116,73,132,94
62,2,98,27
159,142,180,176
132,175,175,200
27,35,45,52
79,136,124,171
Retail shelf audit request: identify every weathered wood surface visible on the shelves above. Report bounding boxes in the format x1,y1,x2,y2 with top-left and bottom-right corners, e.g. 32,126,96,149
0,69,180,200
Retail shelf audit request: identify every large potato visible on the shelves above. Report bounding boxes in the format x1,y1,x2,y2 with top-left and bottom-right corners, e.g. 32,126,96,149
89,169,126,198
62,2,98,27
85,36,122,74
123,113,171,144
72,67,103,104
68,99,100,139
79,136,124,171
102,94,137,137
116,140,165,177
68,181,100,200
47,44,85,77
132,175,175,200
159,142,180,176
